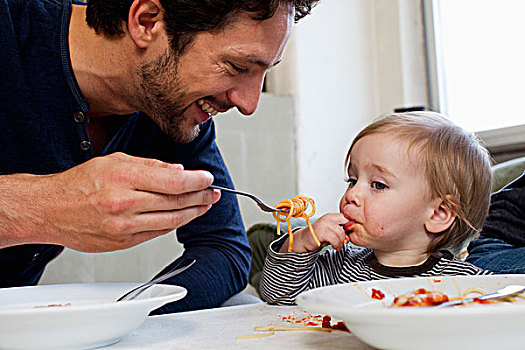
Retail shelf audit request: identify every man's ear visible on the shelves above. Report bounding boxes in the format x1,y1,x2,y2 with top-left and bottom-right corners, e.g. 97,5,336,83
128,0,164,49
424,198,457,234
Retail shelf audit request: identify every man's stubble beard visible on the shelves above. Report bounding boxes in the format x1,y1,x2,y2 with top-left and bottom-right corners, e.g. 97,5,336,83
136,51,200,144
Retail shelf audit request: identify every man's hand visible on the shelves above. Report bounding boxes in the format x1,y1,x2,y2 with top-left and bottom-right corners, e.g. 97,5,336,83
278,213,349,253
0,152,220,252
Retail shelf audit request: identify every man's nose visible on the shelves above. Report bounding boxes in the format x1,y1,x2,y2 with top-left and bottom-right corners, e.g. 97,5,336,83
227,72,266,116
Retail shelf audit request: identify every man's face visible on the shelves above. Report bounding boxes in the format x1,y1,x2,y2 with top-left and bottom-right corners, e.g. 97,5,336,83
137,5,294,143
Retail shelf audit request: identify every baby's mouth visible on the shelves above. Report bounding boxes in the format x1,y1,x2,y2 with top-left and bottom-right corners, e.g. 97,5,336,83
197,99,219,117
343,219,360,232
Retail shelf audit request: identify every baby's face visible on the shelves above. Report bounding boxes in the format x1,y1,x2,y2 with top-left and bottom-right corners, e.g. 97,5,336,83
339,133,436,252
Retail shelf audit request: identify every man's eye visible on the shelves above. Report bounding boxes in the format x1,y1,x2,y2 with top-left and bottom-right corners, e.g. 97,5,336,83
229,62,248,74
372,181,387,190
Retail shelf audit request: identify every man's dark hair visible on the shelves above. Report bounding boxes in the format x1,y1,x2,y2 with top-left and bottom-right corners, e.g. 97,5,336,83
86,0,319,55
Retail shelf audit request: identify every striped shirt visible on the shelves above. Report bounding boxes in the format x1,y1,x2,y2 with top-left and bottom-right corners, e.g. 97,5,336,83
260,235,491,305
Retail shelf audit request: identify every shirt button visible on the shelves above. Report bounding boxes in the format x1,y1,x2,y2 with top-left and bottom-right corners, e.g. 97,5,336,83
32,253,40,261
80,140,91,151
73,111,85,123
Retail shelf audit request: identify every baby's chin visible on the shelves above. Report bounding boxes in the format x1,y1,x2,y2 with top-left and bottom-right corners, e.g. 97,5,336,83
346,227,368,248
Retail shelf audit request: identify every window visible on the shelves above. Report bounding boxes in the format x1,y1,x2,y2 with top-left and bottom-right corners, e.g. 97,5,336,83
424,0,525,161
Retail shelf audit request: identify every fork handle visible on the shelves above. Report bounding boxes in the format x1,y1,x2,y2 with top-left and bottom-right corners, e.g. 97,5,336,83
209,185,259,201
210,185,245,195
209,185,285,213
209,184,234,193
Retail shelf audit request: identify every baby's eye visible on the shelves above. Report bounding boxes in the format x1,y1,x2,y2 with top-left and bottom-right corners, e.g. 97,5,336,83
345,178,357,187
371,181,388,190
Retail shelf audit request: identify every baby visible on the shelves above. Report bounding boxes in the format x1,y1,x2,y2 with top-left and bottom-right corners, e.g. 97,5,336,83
260,111,493,305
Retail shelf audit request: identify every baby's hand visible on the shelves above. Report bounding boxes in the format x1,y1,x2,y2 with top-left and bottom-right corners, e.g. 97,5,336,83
281,213,349,253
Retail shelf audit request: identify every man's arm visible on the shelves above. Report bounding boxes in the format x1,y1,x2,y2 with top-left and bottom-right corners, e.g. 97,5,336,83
0,153,219,251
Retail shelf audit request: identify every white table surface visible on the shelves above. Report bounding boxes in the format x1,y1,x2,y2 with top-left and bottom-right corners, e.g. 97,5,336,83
108,303,374,349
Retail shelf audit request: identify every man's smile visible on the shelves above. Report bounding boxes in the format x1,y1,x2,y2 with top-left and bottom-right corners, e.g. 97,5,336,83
197,99,219,117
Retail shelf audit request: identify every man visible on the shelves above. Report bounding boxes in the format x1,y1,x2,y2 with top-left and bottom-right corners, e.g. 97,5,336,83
0,0,318,313
467,172,525,273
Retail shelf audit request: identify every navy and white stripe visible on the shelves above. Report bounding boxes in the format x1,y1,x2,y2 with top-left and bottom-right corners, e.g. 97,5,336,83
260,235,491,305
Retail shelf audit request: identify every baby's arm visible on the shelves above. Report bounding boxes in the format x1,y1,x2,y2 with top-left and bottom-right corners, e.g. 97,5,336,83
278,213,349,253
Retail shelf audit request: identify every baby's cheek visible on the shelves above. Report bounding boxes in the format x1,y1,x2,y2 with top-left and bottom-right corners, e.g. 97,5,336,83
371,223,387,239
363,208,387,237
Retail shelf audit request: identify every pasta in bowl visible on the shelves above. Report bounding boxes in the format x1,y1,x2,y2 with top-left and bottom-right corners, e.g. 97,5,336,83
296,274,525,350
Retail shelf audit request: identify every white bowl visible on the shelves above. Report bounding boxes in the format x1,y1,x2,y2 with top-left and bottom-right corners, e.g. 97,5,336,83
297,274,525,350
0,283,186,349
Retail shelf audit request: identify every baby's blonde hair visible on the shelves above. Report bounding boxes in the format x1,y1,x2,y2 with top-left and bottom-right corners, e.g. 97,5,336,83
345,112,492,255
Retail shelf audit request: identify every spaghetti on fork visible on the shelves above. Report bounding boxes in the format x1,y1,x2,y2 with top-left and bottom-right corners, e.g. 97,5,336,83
273,195,320,252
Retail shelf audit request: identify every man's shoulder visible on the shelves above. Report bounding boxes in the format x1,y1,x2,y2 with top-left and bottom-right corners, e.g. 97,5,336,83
0,0,70,108
2,0,64,19
1,0,65,45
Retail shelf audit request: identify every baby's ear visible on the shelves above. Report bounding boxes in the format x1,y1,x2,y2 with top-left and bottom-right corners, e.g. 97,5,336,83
424,196,457,234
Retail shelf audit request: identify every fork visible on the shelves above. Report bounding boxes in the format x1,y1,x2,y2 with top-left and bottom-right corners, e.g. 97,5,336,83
432,284,525,308
116,258,196,302
209,185,285,213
